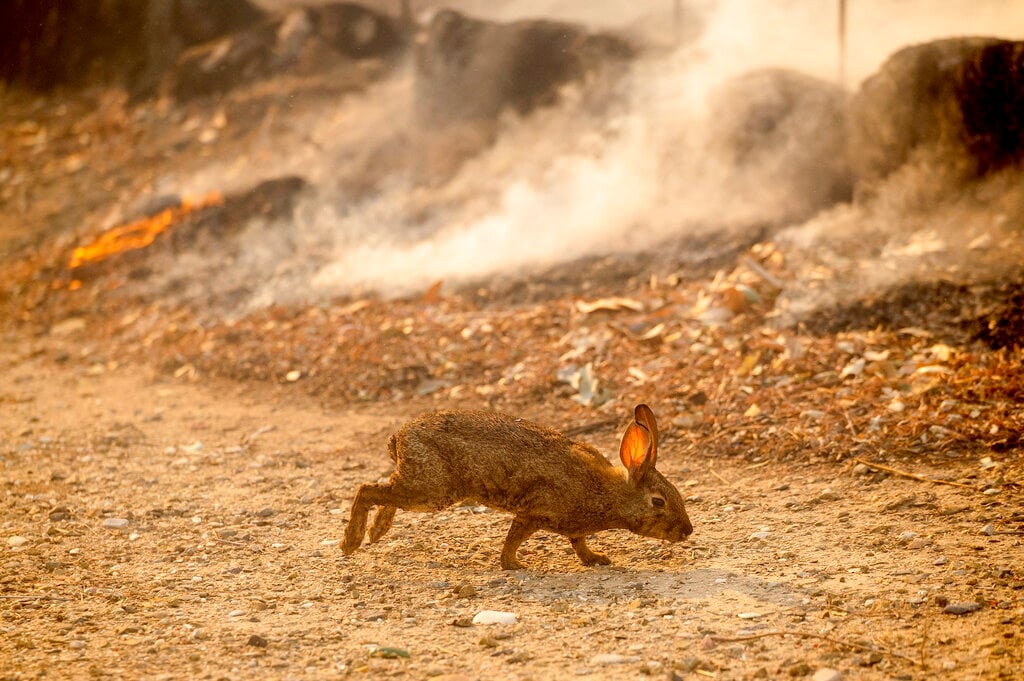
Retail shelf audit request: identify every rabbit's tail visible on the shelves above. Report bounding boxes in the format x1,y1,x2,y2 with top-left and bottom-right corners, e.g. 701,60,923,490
386,433,399,463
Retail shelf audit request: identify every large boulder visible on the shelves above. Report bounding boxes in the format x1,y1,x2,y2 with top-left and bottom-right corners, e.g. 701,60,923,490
955,40,1024,175
847,37,1015,183
707,68,853,224
414,9,634,128
165,2,405,101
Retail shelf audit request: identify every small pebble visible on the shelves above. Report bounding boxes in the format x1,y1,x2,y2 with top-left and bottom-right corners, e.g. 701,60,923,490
944,602,982,615
934,556,949,566
789,661,812,676
980,524,995,536
589,653,637,665
812,668,841,681
228,609,246,618
983,488,1000,496
69,640,86,649
472,610,516,625
818,489,840,501
453,583,477,598
853,463,870,476
7,536,28,548
748,531,770,541
102,518,129,529
247,634,268,648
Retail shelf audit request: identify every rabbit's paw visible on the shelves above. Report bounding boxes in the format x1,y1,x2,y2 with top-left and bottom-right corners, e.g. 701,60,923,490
579,551,611,566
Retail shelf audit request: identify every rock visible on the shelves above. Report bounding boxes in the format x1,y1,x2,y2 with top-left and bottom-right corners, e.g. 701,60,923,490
944,601,982,615
848,37,1020,182
981,524,996,535
748,531,770,541
589,653,637,665
818,489,840,501
934,556,949,566
699,635,716,650
247,634,268,647
7,536,28,548
472,610,516,625
789,662,812,676
228,609,246,617
853,463,870,476
812,668,841,681
165,3,402,102
453,583,477,598
907,538,930,550
412,9,633,180
362,611,388,622
707,68,852,224
102,518,130,529
416,10,632,127
69,640,86,650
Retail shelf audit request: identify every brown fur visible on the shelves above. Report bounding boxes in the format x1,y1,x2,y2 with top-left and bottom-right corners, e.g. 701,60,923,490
342,404,692,570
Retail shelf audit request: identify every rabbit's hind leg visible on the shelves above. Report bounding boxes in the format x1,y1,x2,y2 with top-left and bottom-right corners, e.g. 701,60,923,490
342,482,384,554
344,479,458,554
368,506,396,543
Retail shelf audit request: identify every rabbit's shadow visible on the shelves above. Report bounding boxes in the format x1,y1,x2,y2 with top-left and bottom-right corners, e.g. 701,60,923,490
507,566,812,611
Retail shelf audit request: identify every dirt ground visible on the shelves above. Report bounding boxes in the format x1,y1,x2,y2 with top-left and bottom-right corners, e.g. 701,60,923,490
2,326,1022,681
2,8,1023,679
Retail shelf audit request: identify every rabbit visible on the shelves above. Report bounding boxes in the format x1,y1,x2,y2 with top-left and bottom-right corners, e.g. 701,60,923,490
341,403,692,570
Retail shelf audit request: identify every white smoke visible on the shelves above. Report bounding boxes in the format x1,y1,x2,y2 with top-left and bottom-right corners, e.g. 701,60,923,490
167,0,1024,310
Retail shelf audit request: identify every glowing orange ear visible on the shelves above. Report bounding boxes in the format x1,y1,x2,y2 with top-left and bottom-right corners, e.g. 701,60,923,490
633,404,658,463
619,421,653,481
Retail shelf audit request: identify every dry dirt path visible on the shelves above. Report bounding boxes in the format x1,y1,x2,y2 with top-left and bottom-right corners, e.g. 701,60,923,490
1,334,1021,680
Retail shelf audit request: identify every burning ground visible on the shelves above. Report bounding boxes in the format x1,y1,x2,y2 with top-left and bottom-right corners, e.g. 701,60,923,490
1,1,1023,680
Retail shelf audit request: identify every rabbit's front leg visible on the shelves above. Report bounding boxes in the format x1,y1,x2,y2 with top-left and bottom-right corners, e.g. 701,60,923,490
501,516,538,570
570,536,611,566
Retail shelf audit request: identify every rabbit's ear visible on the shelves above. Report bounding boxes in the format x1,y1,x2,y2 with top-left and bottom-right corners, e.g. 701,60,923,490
619,421,654,483
633,404,659,464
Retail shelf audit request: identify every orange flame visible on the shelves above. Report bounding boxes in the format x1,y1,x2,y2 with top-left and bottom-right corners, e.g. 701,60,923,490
68,191,224,269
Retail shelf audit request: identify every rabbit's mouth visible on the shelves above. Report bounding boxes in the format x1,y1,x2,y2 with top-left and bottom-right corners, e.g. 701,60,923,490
636,524,692,543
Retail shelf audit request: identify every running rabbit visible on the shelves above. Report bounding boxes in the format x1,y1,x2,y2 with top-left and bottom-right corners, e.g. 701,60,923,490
342,403,692,569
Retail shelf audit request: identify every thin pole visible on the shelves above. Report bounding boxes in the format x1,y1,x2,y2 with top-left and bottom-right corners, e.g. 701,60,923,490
674,0,682,46
838,0,847,87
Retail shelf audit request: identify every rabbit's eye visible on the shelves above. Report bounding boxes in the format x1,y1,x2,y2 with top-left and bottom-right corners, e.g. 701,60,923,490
651,496,666,509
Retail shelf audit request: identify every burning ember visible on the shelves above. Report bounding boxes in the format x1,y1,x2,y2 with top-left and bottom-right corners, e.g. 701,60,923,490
67,191,223,270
